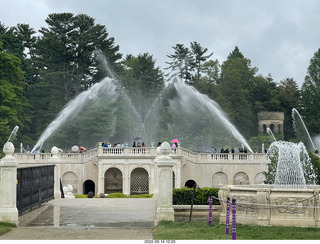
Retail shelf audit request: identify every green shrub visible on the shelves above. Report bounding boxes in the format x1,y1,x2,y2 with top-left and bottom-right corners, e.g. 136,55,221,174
105,193,128,198
173,187,219,205
129,194,153,198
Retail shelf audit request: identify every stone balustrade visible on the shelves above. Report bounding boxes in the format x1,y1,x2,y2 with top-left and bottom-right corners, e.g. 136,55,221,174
14,146,268,165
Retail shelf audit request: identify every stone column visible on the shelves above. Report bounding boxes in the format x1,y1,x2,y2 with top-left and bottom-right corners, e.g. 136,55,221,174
156,142,175,222
97,162,104,195
49,146,61,199
0,142,19,224
123,163,130,195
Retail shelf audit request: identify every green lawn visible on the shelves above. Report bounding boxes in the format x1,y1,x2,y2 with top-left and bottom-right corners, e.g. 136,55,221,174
153,221,320,240
0,222,15,235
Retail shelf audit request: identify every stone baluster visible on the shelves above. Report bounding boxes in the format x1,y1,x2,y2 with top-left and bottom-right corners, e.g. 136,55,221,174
0,142,19,224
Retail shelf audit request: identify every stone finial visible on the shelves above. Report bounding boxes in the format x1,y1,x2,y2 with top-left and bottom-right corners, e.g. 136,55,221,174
3,142,15,156
1,142,17,166
160,141,171,156
51,146,59,155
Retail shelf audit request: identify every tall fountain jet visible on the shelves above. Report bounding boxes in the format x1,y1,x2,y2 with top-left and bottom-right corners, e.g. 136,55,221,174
292,108,317,152
32,52,253,153
7,126,19,142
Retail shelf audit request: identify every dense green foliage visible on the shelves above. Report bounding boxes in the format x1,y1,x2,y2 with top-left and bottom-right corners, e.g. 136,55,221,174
173,187,220,205
0,12,320,154
153,221,320,240
74,193,153,198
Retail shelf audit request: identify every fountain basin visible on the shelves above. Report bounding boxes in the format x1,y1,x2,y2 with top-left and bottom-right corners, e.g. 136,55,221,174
218,184,320,227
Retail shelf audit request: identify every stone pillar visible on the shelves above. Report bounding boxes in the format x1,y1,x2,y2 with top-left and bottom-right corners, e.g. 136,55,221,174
49,146,61,199
257,188,270,225
156,142,175,222
123,163,130,195
97,162,104,195
0,142,19,224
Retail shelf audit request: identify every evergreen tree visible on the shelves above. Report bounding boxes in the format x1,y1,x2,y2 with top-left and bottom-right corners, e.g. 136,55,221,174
166,44,195,83
0,41,31,147
278,78,301,140
301,48,320,135
219,46,257,138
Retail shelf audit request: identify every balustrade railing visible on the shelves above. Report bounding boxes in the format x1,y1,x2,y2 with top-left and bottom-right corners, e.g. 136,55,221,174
15,147,268,164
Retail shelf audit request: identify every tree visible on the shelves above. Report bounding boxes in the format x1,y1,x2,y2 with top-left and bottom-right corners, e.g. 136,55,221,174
122,53,164,119
219,46,257,137
166,44,195,83
278,78,301,140
190,41,213,80
0,41,30,147
301,47,320,135
29,13,122,140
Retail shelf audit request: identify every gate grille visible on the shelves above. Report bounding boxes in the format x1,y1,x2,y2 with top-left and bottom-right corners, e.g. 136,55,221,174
130,168,149,195
17,165,54,215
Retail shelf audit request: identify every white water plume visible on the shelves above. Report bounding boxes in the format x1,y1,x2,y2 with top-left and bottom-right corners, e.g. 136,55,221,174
173,80,253,153
31,77,117,152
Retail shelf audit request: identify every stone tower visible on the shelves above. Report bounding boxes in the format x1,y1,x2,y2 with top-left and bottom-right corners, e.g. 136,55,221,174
258,112,284,134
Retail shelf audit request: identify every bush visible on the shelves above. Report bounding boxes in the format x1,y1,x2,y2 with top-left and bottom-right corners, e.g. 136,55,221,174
173,187,219,205
105,192,128,198
129,194,153,198
87,191,94,198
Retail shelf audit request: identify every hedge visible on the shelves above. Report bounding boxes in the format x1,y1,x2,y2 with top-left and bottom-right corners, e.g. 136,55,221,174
173,187,220,205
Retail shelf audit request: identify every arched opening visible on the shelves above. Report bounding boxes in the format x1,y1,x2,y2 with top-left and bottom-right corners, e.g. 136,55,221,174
62,171,78,194
270,124,275,133
233,172,249,185
185,179,197,188
104,168,123,194
278,124,282,134
130,167,149,195
263,124,267,134
83,180,95,195
254,172,266,184
212,172,228,187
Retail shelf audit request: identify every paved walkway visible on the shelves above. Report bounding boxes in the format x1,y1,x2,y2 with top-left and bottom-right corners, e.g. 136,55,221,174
0,198,155,240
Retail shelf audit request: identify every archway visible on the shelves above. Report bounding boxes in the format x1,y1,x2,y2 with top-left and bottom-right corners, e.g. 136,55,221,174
212,172,228,187
62,171,78,194
254,172,266,184
233,172,249,185
270,124,275,133
185,179,197,188
130,167,149,195
83,180,95,195
104,168,123,194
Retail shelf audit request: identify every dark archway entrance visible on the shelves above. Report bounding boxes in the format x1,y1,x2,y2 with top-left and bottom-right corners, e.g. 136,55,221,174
185,179,197,188
83,180,95,195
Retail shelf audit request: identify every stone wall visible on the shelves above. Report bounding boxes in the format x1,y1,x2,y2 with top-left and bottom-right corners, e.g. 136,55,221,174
258,111,284,134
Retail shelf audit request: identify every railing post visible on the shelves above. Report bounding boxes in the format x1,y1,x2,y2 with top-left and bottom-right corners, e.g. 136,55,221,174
226,197,230,235
189,184,196,222
208,194,213,225
232,199,236,240
49,146,61,199
0,142,18,224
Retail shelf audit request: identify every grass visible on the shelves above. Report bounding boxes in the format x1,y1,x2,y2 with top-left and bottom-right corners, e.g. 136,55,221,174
0,222,15,235
152,221,320,240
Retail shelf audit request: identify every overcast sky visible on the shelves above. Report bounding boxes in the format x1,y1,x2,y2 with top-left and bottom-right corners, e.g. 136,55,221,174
1,0,320,87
